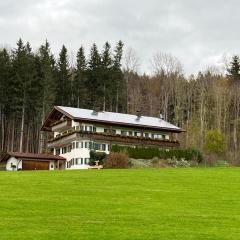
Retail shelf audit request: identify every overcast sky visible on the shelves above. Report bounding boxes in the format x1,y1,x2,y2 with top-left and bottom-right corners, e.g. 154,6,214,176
0,0,239,75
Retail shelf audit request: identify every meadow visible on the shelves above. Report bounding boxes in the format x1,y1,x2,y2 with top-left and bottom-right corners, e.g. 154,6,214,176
0,168,239,240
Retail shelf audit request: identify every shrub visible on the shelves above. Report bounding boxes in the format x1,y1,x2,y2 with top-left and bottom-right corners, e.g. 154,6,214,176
105,152,129,168
167,158,191,168
89,150,107,166
204,130,225,155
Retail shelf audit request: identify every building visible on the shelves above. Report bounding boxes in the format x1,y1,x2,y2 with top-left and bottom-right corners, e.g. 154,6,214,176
41,106,184,170
0,152,66,171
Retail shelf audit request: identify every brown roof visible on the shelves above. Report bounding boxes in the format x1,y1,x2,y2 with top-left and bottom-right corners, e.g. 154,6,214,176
0,152,66,162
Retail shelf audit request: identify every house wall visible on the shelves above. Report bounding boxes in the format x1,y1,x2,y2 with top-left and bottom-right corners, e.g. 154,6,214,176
51,120,175,170
59,140,110,170
6,157,22,171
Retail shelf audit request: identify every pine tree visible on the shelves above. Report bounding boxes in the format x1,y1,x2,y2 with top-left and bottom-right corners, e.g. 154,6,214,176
36,40,57,152
101,42,112,111
56,45,70,106
227,55,240,83
87,43,102,109
0,48,12,151
73,46,87,108
112,40,126,112
0,48,11,111
12,39,38,152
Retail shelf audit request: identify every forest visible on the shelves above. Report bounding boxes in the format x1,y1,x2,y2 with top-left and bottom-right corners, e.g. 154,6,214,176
0,39,240,164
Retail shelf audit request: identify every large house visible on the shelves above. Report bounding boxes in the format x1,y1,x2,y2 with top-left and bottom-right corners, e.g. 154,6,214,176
41,106,184,170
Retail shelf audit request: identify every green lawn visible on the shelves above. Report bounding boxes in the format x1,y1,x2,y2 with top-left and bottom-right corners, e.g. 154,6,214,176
0,168,240,240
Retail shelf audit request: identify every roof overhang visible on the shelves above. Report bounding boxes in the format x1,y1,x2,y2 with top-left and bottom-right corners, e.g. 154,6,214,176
41,106,185,133
0,152,66,162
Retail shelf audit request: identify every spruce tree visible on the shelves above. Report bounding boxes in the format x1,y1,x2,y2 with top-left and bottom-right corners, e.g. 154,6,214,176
227,55,240,83
73,46,87,108
56,45,71,106
36,40,57,152
0,48,11,113
12,39,38,152
112,40,126,112
101,42,112,111
87,43,102,109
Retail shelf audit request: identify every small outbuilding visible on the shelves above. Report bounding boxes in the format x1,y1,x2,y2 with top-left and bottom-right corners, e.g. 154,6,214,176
0,152,66,171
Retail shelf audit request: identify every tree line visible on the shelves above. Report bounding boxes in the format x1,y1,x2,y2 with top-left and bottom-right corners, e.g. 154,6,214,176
0,39,125,153
1,39,240,164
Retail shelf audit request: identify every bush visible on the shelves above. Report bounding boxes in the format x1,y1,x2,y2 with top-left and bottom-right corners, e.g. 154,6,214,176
105,152,129,168
111,145,203,162
167,158,191,168
89,150,107,166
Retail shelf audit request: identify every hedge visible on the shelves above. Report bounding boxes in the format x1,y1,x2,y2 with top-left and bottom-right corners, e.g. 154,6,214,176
111,145,203,162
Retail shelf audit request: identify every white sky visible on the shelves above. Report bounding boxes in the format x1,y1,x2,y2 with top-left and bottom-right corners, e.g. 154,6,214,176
0,0,239,75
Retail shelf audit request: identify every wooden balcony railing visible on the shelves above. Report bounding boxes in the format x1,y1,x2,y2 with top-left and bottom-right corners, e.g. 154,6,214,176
51,119,72,132
47,129,180,148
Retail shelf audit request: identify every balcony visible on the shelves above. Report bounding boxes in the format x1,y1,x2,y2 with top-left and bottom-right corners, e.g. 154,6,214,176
51,119,72,132
47,128,180,149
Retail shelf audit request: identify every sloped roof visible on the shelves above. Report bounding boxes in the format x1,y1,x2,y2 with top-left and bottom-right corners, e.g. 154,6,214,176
0,152,66,162
42,106,183,132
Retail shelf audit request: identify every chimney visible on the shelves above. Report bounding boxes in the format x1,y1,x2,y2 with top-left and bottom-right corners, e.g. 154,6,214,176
91,105,101,116
92,110,98,116
136,109,142,121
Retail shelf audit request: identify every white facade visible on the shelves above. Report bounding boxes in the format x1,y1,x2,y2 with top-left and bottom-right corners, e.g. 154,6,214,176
51,121,170,170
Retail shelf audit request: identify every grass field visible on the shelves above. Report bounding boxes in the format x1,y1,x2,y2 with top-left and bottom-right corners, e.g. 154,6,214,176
0,168,240,240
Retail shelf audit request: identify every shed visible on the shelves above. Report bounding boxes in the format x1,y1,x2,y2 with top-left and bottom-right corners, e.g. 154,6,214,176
0,152,66,171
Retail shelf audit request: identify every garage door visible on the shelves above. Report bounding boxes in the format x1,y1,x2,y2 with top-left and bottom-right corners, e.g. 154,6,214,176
22,160,49,170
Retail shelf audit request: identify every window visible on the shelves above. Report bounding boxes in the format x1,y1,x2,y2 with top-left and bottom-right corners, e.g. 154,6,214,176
156,134,162,139
85,141,89,148
129,131,133,136
70,158,74,166
56,148,60,155
94,143,100,150
121,130,127,136
76,142,79,148
67,145,72,152
89,126,93,132
113,129,116,134
81,142,83,148
85,126,88,131
93,126,96,132
75,158,82,165
84,158,89,164
80,125,84,130
151,133,155,139
104,128,108,133
72,142,75,149
89,142,93,149
102,144,106,151
81,158,84,164
144,133,149,138
62,147,67,154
